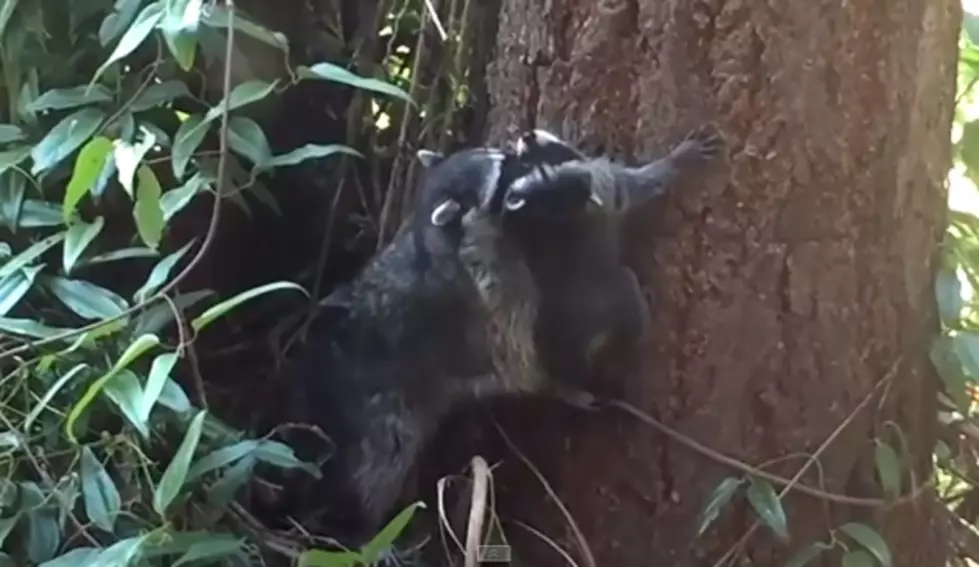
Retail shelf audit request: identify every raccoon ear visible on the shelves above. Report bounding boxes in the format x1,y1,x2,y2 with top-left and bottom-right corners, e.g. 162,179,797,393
416,149,444,168
430,198,461,225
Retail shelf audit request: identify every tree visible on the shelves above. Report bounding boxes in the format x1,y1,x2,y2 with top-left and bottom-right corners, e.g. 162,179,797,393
464,0,960,565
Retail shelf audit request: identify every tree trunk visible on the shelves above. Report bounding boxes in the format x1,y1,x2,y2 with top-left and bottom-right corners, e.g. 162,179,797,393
477,1,959,565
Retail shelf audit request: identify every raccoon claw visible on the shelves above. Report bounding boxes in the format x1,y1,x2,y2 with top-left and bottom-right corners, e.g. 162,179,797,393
672,125,726,166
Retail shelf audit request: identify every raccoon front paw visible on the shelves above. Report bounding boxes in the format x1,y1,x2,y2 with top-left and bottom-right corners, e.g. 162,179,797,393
671,124,727,165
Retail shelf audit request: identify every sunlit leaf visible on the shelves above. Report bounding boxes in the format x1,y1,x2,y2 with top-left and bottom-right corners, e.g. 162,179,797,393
103,369,151,439
30,107,106,175
45,276,129,320
79,246,159,268
140,352,179,421
298,549,362,567
79,446,121,532
0,232,65,280
955,332,979,380
134,239,195,302
839,523,891,567
269,143,363,168
91,534,148,567
0,318,77,341
203,80,279,123
63,217,105,274
93,2,165,85
114,129,157,198
187,440,258,481
154,409,208,515
695,476,743,537
745,477,789,541
24,364,89,430
191,281,308,332
65,334,160,443
0,265,42,317
28,85,113,112
965,13,979,46
298,63,413,105
360,502,426,563
38,547,99,567
133,164,165,250
99,0,144,46
160,0,203,71
171,115,207,179
161,172,208,221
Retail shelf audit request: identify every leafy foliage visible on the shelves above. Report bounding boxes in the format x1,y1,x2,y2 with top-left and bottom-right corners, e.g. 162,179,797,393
0,0,419,565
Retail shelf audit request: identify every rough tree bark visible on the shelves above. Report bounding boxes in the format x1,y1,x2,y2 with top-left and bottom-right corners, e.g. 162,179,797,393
475,0,960,565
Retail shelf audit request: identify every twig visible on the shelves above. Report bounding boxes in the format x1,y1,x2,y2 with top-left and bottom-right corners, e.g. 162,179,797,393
464,456,490,567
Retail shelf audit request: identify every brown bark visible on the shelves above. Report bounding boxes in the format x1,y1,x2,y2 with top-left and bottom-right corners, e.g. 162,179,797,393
476,0,960,565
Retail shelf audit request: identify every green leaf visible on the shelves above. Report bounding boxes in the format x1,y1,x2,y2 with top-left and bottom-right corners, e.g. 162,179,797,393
873,440,901,499
0,265,42,318
103,369,152,439
269,143,363,168
839,522,892,567
966,13,979,46
46,276,130,320
134,239,195,302
114,129,157,198
202,6,289,51
932,336,972,411
171,115,207,179
299,62,413,105
99,0,144,46
695,476,743,537
25,492,60,563
28,85,114,112
0,145,31,176
0,318,78,341
39,548,100,567
63,136,114,220
0,232,65,280
93,2,165,85
63,217,105,275
936,269,963,325
19,200,67,228
161,0,203,71
360,501,425,562
191,281,308,332
154,409,208,515
130,80,192,111
133,164,165,250
253,440,320,477
80,246,159,267
954,332,979,380
0,170,26,230
172,534,243,567
206,453,257,509
203,80,279,123
161,172,208,221
227,116,272,168
24,364,89,430
157,375,191,413
133,289,214,336
92,534,148,567
187,440,258,481
745,476,789,541
65,334,160,443
30,107,106,175
140,352,179,421
842,550,876,567
62,136,112,219
79,446,121,532
298,549,363,567
0,124,25,143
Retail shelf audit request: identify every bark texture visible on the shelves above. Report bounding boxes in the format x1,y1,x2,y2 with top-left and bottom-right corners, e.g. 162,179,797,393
477,0,960,565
